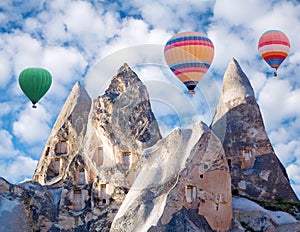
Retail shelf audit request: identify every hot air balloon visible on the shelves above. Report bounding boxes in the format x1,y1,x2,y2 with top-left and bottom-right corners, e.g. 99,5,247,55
164,31,214,94
258,30,290,76
18,67,52,108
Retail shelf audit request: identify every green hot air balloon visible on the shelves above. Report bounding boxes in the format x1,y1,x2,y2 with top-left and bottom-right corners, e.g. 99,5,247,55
19,67,52,108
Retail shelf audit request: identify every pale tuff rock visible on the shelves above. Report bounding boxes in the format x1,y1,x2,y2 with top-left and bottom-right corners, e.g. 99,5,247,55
211,58,298,201
221,58,254,104
92,63,161,153
0,178,59,231
0,61,299,231
88,63,162,192
7,63,162,231
0,178,30,232
111,122,232,232
33,81,92,186
232,197,300,231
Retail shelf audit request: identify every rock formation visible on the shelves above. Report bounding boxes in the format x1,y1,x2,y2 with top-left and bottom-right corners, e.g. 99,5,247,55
35,64,161,231
232,197,300,231
34,81,92,186
111,122,232,232
0,60,299,231
211,58,298,202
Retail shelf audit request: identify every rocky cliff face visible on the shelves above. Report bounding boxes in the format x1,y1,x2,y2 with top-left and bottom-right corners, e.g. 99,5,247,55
111,122,232,232
0,60,299,232
92,63,161,152
211,58,298,202
34,81,92,186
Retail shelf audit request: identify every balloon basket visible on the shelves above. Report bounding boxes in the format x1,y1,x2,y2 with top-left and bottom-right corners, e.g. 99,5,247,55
32,105,37,109
188,90,196,95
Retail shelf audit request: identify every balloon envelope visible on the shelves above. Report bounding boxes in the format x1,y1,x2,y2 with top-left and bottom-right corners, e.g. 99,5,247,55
19,67,52,108
258,30,290,75
164,31,214,94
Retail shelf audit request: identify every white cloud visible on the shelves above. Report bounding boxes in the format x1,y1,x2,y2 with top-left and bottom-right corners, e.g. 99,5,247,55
0,102,11,118
99,18,170,57
213,0,272,26
42,46,87,85
0,130,18,159
250,72,267,97
13,104,52,144
0,54,12,88
0,155,38,183
258,78,299,129
132,0,212,31
287,163,300,193
274,140,300,166
10,33,44,72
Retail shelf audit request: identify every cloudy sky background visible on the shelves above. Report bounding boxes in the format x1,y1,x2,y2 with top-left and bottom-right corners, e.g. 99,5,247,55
0,0,300,197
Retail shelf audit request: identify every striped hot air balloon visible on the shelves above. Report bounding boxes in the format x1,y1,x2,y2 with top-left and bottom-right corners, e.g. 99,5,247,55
164,31,214,94
258,30,290,76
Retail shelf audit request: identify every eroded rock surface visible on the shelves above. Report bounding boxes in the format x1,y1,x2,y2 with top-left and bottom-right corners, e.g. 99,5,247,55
17,64,161,231
211,58,298,202
92,63,161,153
34,81,92,186
111,122,232,232
232,197,300,232
0,61,299,231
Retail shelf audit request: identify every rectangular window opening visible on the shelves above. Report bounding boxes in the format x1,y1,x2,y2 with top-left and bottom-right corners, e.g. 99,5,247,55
34,175,39,181
74,188,82,195
122,151,131,169
55,141,68,155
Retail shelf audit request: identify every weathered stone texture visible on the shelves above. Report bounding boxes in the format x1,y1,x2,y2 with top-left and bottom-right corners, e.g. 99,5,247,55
211,58,298,202
34,81,92,186
111,122,232,232
0,61,299,231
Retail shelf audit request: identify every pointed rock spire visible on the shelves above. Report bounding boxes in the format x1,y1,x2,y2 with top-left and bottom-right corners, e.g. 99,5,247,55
51,81,92,135
222,58,254,104
93,63,161,153
211,59,298,202
33,81,92,185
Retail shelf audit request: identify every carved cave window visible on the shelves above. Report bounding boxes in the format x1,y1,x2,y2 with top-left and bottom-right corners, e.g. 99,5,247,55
98,183,109,206
74,188,82,195
186,185,197,203
77,167,86,185
73,188,82,210
244,150,252,160
45,147,50,156
241,148,255,169
54,158,61,174
122,151,131,169
100,184,107,195
93,147,104,167
34,175,39,181
227,159,232,170
55,141,68,155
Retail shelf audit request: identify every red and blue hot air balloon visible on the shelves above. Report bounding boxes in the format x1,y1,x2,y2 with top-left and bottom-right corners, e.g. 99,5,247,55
258,30,290,76
164,31,214,94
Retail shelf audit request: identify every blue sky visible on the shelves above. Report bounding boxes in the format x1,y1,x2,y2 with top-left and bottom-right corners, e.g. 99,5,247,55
0,0,300,198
